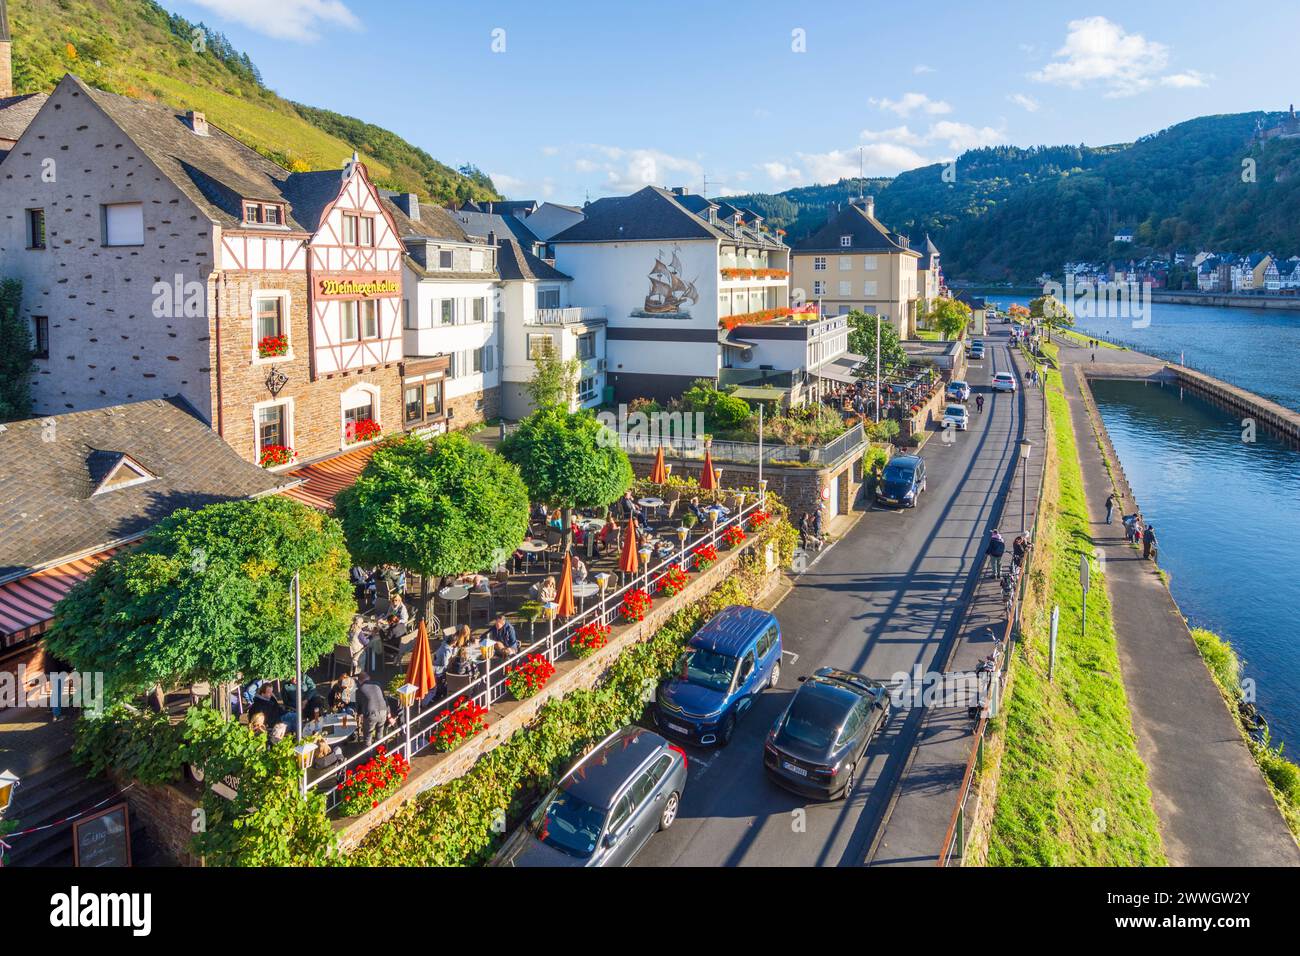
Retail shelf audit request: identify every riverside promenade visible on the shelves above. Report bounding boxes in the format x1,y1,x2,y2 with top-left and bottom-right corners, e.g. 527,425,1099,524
1055,337,1299,865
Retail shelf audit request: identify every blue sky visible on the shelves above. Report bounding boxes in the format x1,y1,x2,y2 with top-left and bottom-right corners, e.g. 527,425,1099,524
170,1,1296,203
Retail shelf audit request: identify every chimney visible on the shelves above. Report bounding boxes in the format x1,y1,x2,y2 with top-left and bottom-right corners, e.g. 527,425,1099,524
670,186,689,196
0,0,10,99
864,195,875,218
487,229,496,246
392,192,420,222
186,110,209,136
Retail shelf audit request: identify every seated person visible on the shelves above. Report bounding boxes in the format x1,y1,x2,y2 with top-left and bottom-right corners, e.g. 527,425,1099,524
329,683,356,717
249,682,284,728
312,737,345,770
531,576,558,604
572,555,589,585
485,611,520,656
596,517,619,554
686,496,707,523
572,523,586,547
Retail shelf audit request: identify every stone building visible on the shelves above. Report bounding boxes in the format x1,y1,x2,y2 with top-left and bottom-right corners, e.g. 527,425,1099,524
0,73,405,469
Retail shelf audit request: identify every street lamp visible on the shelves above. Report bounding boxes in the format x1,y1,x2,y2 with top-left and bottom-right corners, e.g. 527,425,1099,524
0,769,20,816
676,525,690,569
638,545,653,590
594,573,611,625
1018,438,1033,537
396,683,419,761
294,742,316,799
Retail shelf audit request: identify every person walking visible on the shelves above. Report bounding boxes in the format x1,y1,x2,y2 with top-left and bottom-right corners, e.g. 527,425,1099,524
985,529,1006,579
811,509,824,550
355,672,389,747
975,394,985,413
1104,492,1116,525
798,512,811,550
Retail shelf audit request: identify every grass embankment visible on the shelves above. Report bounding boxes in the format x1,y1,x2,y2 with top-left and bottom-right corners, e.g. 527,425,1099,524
1190,628,1300,841
985,364,1165,865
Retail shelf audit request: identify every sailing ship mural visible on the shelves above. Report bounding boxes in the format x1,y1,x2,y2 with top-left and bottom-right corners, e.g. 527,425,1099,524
641,246,699,316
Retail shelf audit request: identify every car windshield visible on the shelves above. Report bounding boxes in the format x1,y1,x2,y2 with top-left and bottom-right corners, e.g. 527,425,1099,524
946,405,965,417
882,463,914,482
678,648,738,691
778,691,849,751
528,786,606,858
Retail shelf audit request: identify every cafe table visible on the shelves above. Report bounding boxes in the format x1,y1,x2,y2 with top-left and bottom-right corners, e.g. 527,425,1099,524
438,584,470,628
572,581,599,611
637,496,665,523
517,537,549,570
312,714,361,747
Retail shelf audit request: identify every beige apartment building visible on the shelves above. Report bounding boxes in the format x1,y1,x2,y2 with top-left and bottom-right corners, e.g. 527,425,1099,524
790,197,920,338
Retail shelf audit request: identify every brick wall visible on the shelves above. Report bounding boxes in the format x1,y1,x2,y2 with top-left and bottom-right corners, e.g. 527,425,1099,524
108,774,200,866
445,384,500,430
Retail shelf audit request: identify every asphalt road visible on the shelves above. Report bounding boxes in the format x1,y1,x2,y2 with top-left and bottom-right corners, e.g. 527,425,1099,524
635,324,1025,867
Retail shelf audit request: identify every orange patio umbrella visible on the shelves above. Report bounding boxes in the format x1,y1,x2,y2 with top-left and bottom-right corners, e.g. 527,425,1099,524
618,518,640,574
699,443,718,490
649,445,668,484
556,551,576,618
405,618,436,700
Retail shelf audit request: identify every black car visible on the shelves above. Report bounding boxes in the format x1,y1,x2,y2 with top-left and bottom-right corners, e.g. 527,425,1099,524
875,454,926,508
764,667,891,799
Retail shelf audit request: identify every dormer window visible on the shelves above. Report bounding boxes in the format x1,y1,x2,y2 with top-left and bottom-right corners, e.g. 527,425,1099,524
89,452,156,496
244,202,286,226
840,235,853,248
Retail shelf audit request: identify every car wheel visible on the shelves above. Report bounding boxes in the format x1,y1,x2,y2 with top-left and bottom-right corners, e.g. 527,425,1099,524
840,762,857,800
769,661,781,689
659,791,680,830
718,713,737,747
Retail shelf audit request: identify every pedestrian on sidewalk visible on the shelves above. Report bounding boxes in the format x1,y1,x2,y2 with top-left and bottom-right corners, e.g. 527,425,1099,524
1012,534,1029,569
975,394,985,413
1143,524,1157,561
1122,512,1137,542
985,529,1006,578
1104,492,1116,524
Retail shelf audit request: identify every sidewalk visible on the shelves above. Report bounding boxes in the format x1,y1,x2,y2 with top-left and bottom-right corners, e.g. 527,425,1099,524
867,346,1046,866
1061,360,1299,865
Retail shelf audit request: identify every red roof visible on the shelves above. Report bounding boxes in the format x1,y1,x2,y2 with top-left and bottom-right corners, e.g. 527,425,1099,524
279,445,377,511
0,548,123,645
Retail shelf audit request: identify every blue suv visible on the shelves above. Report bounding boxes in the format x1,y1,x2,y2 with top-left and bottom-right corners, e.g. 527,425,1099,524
653,605,782,746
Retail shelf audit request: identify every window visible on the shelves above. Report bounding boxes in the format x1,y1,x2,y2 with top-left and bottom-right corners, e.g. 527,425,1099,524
265,205,283,226
629,769,658,808
403,299,414,329
840,235,852,248
863,255,878,271
608,793,634,834
257,404,288,455
813,281,826,296
578,376,596,402
26,209,46,249
32,316,49,359
343,396,375,444
472,298,486,324
435,299,452,325
527,332,556,360
254,295,285,354
340,301,359,341
839,255,852,271
342,214,358,245
438,249,454,270
863,280,878,297
426,382,442,417
361,299,379,339
104,202,144,246
404,384,424,424
470,250,484,272
812,256,827,272
482,344,495,373
359,216,375,247
838,281,851,297
576,332,596,360
757,624,778,659
243,202,285,225
536,288,561,309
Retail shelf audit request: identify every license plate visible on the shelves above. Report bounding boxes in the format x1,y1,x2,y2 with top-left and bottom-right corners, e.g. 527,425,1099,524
782,761,808,777
880,498,896,505
668,722,690,735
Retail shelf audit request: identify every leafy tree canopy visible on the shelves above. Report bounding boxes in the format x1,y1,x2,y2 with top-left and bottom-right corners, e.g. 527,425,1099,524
681,379,751,431
525,341,581,410
927,297,973,340
500,406,633,515
0,279,34,422
1029,294,1076,327
47,496,354,704
846,310,907,371
336,432,530,579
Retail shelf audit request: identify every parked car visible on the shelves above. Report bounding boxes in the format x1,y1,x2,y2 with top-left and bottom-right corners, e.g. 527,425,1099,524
654,605,781,746
969,341,985,359
875,454,926,508
942,403,970,431
991,372,1018,393
946,379,971,402
492,726,688,867
764,667,891,799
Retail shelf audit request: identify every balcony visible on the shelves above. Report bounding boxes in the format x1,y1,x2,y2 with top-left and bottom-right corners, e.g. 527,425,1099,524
719,267,789,283
530,306,607,326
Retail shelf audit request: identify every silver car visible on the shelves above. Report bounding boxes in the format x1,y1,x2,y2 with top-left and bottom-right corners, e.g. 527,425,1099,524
491,725,688,867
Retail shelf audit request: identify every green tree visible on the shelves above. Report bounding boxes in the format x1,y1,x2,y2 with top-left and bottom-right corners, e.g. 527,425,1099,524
846,310,907,372
335,433,530,621
1029,293,1075,340
0,279,34,421
47,497,354,709
525,341,581,410
500,405,633,551
681,379,751,432
926,297,972,341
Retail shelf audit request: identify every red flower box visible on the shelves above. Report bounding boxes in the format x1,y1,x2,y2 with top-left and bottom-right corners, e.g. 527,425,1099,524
335,745,410,816
721,524,746,548
748,509,771,531
621,588,652,623
655,564,688,597
431,697,488,752
259,444,294,468
571,622,611,659
257,334,289,358
691,542,718,571
346,418,382,443
505,653,556,700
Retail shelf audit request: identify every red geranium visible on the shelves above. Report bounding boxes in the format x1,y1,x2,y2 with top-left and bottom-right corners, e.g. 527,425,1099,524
655,564,689,597
748,509,771,531
571,621,611,659
721,524,747,548
505,653,556,700
621,588,652,623
691,542,718,571
259,444,294,468
431,696,489,752
346,418,382,443
257,334,289,358
335,745,410,816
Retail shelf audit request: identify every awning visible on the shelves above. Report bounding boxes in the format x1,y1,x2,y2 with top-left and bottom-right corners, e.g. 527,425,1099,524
0,548,123,645
730,385,787,401
280,445,378,511
816,365,860,385
840,352,871,365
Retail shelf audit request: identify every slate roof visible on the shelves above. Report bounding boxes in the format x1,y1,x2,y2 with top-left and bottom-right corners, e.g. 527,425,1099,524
453,207,541,246
460,199,538,216
496,237,571,282
378,190,471,242
0,397,289,581
0,92,48,143
792,202,919,256
551,186,727,243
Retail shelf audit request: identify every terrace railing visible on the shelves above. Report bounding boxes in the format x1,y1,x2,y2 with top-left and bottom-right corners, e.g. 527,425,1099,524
307,495,767,813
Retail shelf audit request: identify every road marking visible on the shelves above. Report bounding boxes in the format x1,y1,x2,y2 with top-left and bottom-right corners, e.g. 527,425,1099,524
782,650,800,665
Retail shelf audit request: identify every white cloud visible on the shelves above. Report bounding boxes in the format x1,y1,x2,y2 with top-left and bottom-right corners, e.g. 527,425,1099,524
190,0,358,42
869,92,952,117
1008,92,1040,112
860,125,927,147
1030,16,1207,97
913,64,934,74
566,145,702,194
540,145,560,157
858,120,1007,163
489,171,527,196
761,161,804,186
928,121,1006,154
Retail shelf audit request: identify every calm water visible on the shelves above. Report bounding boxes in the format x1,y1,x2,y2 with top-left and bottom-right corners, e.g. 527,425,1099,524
977,291,1300,412
1089,379,1300,748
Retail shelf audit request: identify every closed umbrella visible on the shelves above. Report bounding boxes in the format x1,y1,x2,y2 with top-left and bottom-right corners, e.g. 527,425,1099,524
649,445,668,484
700,443,718,491
556,552,576,618
405,618,436,700
618,518,640,575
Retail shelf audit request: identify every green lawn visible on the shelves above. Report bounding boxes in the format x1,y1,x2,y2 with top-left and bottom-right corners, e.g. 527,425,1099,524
986,366,1166,865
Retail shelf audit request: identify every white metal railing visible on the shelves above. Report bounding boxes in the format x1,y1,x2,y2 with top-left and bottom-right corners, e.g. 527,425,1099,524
532,307,607,326
308,496,766,811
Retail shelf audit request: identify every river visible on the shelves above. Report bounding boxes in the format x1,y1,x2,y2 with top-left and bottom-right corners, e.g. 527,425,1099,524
975,291,1300,413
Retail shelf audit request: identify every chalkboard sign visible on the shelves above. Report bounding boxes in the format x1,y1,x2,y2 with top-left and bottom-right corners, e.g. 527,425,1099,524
72,803,132,868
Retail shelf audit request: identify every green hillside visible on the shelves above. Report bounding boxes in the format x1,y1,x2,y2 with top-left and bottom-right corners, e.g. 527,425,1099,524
9,0,499,204
728,114,1300,281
